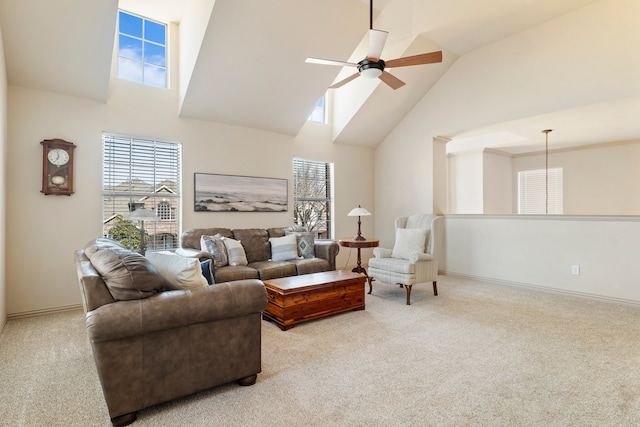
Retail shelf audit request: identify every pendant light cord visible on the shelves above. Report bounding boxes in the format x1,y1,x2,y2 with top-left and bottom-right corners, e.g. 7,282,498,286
542,129,552,214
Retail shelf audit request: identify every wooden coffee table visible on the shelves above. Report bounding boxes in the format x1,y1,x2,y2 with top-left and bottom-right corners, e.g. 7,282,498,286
262,270,366,330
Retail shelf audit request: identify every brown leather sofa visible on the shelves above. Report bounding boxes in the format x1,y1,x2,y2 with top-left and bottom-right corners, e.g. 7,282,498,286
74,238,267,426
176,227,340,283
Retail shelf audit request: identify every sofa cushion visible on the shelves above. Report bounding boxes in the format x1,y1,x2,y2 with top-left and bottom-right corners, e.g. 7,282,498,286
290,258,331,275
88,247,165,300
269,234,299,261
180,227,233,250
232,228,270,263
249,261,297,280
84,237,126,258
285,230,315,258
213,265,260,283
146,251,208,290
200,234,228,267
391,228,429,260
222,237,249,266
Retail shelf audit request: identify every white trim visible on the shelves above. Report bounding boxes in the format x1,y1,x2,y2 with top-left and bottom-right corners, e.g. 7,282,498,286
441,272,640,308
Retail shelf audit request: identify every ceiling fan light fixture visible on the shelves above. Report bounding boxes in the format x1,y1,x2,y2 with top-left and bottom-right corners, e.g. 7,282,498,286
357,58,385,79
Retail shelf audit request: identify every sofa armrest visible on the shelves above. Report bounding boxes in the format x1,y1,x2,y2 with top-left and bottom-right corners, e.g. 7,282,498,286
373,247,393,258
175,247,214,262
86,279,267,343
313,240,340,270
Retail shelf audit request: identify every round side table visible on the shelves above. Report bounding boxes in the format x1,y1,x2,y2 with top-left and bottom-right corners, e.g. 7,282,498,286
338,238,379,293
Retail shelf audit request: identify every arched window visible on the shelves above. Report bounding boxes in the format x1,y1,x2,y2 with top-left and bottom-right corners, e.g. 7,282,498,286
157,200,173,220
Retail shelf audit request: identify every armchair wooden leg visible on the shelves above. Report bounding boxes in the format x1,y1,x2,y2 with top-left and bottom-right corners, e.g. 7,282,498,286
405,284,412,305
433,281,438,296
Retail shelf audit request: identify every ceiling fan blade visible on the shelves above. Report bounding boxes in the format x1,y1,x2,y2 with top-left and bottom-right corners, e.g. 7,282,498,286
329,73,360,89
385,51,443,68
305,57,357,67
367,29,388,61
378,71,405,90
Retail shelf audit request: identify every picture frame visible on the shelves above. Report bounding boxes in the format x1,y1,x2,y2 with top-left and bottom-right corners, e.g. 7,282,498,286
194,173,288,212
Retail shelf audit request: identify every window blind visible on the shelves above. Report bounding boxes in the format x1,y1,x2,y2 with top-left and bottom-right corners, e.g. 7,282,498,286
518,167,563,214
102,134,181,250
293,158,333,238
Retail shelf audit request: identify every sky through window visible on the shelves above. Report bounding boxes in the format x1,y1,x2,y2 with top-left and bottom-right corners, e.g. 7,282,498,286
117,11,166,88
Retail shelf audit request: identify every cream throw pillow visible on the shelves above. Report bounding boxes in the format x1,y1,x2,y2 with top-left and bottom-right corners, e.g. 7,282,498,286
391,228,428,260
222,237,248,266
146,251,208,290
269,234,299,261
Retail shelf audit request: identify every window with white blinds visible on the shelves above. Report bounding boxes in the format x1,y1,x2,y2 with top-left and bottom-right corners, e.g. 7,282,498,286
293,158,334,238
518,167,563,214
102,134,181,251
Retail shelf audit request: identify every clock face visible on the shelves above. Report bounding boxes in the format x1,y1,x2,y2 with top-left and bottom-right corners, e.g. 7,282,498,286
47,148,69,166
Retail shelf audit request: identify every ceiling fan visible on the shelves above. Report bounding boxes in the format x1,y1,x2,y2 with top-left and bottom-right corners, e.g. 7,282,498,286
305,0,443,90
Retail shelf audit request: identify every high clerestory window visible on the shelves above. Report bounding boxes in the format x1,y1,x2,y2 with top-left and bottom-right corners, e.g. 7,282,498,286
117,10,167,88
293,158,334,238
308,96,326,123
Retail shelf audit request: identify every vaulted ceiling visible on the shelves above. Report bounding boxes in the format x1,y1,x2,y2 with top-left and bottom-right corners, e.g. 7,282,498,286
1,0,638,152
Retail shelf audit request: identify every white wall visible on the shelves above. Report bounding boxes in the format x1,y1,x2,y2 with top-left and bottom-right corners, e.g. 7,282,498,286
5,81,374,317
448,151,483,214
0,23,8,328
375,0,640,240
482,150,512,214
442,215,640,305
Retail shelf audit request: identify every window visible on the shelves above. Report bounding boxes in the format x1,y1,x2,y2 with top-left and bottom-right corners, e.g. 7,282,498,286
102,134,181,251
293,158,334,238
117,10,167,88
308,97,326,123
518,167,563,214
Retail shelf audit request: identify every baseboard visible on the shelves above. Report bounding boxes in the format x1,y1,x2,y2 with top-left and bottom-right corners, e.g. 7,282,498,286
7,304,83,321
441,271,640,308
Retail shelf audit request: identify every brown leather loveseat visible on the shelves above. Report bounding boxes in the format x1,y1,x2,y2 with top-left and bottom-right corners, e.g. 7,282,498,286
74,238,267,426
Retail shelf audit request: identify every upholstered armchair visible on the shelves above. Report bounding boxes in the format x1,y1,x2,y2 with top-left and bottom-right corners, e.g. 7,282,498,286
368,214,443,305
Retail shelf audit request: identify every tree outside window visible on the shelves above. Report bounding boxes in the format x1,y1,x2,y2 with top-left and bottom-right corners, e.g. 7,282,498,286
293,158,333,238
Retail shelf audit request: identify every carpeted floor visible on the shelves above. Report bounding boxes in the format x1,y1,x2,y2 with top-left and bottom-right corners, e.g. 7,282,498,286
1,275,639,427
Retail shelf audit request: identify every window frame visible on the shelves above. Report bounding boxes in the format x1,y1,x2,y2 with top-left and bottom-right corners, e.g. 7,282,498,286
292,158,334,239
102,134,181,252
117,10,167,88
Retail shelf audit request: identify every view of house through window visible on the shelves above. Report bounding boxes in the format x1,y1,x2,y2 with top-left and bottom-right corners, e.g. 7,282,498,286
117,10,167,88
293,158,334,238
308,96,326,123
102,134,181,251
518,167,563,214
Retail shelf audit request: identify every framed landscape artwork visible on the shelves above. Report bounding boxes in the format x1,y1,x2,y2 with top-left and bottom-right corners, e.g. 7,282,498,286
194,173,288,212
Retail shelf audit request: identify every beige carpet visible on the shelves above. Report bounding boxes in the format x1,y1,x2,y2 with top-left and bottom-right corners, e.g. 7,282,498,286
1,275,639,427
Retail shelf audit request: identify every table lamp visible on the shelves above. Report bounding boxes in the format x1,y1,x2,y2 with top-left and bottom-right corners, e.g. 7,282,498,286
125,208,159,255
347,205,371,241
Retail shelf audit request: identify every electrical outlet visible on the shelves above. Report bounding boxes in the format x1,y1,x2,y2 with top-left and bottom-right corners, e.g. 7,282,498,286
571,265,580,276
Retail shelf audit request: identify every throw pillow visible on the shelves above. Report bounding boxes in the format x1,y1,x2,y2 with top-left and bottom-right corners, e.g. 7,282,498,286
222,237,248,266
391,228,429,260
89,247,166,300
200,259,214,285
285,230,315,258
146,251,209,290
200,234,228,267
269,234,299,261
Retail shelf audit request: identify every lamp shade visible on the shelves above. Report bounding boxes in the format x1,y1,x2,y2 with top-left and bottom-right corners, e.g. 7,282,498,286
125,208,159,221
348,206,371,217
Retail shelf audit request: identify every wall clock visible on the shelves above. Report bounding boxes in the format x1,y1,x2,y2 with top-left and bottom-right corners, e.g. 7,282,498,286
41,138,76,196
